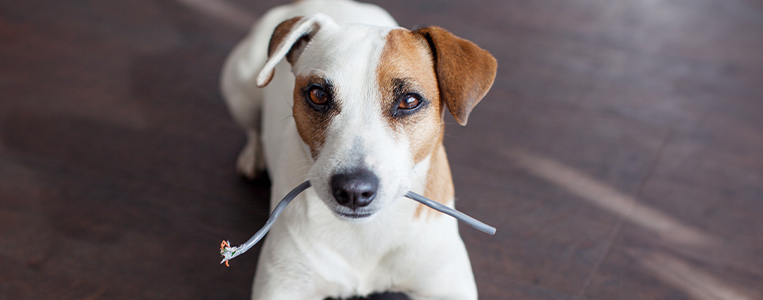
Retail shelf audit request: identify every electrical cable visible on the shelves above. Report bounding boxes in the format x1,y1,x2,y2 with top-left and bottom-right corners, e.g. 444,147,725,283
220,180,495,266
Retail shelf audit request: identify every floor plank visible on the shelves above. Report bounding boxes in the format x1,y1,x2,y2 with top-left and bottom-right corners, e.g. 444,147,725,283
1,0,762,299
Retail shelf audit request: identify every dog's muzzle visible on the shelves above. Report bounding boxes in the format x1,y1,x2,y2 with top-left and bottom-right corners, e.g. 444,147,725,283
330,168,379,212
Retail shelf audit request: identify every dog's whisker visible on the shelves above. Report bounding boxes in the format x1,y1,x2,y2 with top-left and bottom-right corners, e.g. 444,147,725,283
410,168,431,195
285,166,314,181
443,133,459,140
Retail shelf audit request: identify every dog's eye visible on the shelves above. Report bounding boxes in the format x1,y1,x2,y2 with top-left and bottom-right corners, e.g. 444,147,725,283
397,94,422,110
308,86,329,105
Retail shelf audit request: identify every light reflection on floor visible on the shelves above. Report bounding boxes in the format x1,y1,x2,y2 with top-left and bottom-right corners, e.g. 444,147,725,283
509,148,716,247
634,249,760,300
508,148,757,300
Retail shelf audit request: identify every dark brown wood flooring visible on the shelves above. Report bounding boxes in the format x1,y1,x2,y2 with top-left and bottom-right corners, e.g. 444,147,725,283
1,0,762,299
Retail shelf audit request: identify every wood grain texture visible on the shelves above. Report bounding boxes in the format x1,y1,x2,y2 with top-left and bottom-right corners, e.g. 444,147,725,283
1,0,762,299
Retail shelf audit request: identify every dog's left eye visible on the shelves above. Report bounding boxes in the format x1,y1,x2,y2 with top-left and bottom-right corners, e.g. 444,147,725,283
308,86,329,105
397,94,422,110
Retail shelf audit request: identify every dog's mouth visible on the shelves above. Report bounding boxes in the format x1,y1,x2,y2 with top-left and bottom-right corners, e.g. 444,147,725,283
334,210,375,220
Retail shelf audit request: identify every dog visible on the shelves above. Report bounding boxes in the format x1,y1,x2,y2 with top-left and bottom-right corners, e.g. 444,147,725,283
220,0,496,299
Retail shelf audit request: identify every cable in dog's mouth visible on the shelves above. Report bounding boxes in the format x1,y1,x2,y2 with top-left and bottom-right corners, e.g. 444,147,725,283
219,180,496,267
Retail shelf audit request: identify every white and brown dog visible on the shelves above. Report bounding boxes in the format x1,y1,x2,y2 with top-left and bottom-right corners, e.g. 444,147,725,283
221,0,496,299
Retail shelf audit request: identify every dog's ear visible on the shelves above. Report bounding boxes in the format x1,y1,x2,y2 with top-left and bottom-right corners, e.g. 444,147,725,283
256,14,335,87
412,26,497,125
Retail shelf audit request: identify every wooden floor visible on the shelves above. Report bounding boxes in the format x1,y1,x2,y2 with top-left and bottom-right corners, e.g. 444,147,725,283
2,0,762,299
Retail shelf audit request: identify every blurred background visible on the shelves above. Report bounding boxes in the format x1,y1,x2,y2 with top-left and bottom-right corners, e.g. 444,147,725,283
1,0,762,299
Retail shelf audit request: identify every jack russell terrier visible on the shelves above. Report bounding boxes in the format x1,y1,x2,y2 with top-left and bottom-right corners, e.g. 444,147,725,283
220,0,497,299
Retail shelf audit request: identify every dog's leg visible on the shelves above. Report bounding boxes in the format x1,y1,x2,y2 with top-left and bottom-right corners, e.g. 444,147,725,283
236,128,266,179
250,233,329,300
413,269,478,299
221,34,269,179
224,85,266,179
395,233,478,300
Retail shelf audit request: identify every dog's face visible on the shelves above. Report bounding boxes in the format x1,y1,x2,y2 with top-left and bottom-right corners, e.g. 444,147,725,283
257,14,496,221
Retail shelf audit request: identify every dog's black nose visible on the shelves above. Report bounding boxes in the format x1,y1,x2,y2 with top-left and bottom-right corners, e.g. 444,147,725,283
331,169,379,210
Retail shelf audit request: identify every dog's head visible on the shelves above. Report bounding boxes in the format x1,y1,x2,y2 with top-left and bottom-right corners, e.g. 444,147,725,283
257,14,496,221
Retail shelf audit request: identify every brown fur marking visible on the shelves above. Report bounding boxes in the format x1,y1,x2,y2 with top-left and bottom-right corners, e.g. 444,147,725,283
377,29,459,219
417,142,455,218
377,29,443,164
268,17,303,57
412,26,498,125
292,75,338,158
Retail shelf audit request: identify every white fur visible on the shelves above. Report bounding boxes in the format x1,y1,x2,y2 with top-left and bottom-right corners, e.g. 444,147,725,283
221,1,477,299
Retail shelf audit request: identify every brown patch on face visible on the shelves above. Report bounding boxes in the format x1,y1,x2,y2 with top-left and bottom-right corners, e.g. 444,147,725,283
377,29,443,164
416,142,455,218
292,75,339,159
412,26,497,126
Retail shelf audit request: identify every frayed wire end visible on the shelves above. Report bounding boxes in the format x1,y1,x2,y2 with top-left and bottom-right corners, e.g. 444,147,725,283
220,240,238,267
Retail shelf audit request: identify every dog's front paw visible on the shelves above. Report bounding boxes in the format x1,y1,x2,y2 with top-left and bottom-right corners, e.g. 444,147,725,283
236,132,266,179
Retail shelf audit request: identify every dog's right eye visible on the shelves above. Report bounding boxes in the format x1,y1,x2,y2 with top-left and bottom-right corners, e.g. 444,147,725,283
308,86,329,105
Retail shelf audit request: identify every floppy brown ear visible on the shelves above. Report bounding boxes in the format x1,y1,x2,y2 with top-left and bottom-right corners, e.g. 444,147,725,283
412,26,497,125
256,14,336,87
